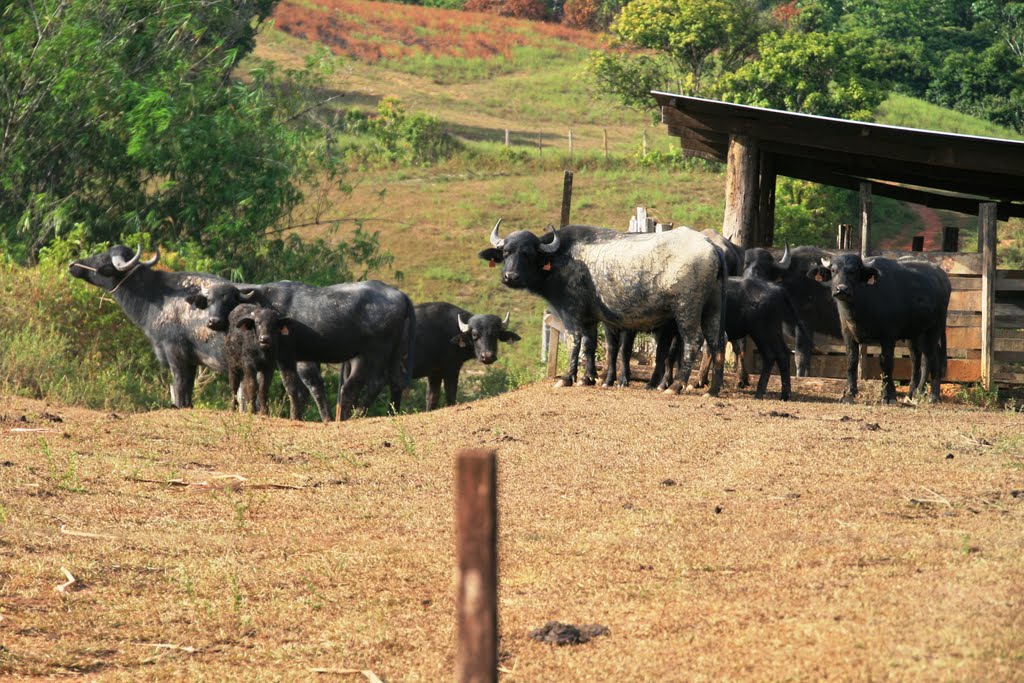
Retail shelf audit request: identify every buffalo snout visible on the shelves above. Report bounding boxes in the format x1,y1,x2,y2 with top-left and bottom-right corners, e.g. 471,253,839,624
502,271,520,285
207,317,225,330
833,284,851,301
479,351,496,364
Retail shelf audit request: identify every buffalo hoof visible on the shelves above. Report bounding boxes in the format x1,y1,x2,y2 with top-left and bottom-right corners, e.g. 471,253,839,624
753,392,765,400
927,393,940,404
579,376,596,387
554,378,569,388
643,381,658,391
839,394,856,404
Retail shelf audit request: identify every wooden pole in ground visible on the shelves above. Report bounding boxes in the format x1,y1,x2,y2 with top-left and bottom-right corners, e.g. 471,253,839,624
859,182,872,257
837,223,852,250
911,235,924,251
603,129,608,159
568,129,573,160
504,129,509,147
980,202,997,391
560,170,573,228
722,134,760,248
455,448,498,683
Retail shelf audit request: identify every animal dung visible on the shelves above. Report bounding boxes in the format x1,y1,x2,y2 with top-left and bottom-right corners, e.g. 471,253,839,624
529,621,610,646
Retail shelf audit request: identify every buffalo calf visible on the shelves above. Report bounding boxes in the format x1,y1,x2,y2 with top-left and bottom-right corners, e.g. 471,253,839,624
226,304,292,415
413,302,520,410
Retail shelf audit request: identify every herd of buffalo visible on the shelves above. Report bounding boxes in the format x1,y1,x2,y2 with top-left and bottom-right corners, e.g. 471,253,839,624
68,219,952,420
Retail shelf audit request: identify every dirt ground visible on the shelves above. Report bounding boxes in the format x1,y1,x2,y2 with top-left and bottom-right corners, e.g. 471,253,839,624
2,372,1023,681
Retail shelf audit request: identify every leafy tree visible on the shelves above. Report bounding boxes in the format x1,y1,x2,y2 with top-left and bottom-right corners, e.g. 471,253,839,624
717,30,890,119
926,42,1024,130
973,0,1024,64
0,0,381,283
588,0,766,108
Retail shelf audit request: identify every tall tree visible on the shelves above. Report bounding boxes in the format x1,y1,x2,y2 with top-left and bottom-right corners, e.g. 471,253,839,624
0,0,362,279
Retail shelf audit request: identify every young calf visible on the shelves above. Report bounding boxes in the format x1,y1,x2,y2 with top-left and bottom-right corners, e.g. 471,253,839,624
226,304,291,415
413,302,521,410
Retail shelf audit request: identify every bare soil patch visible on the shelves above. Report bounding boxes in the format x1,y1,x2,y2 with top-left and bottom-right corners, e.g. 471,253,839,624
2,374,1022,680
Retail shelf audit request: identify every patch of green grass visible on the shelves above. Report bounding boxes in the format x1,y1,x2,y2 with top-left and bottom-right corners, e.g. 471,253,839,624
423,265,471,283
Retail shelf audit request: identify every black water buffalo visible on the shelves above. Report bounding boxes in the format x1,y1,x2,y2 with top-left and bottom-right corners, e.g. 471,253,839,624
226,304,291,415
701,229,746,276
187,279,415,420
69,245,227,407
479,220,726,394
743,244,839,375
696,276,812,400
412,302,521,410
806,253,951,403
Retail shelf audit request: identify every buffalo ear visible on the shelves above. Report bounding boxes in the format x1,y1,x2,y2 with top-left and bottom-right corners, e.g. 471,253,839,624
807,266,830,283
499,331,522,343
479,248,502,263
864,267,880,285
185,293,208,309
278,316,293,335
450,333,469,348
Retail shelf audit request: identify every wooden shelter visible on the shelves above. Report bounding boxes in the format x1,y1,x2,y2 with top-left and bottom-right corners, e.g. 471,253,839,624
652,93,1024,390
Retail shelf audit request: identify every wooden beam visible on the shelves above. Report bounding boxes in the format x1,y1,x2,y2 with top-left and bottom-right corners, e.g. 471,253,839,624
560,171,573,228
723,134,760,248
455,448,498,683
980,202,997,391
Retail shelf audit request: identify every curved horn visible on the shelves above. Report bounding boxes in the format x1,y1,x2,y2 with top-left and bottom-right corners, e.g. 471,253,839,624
489,219,505,248
539,225,560,254
821,256,832,269
777,242,792,271
140,246,160,267
457,314,471,333
502,311,511,329
238,288,257,301
111,245,142,272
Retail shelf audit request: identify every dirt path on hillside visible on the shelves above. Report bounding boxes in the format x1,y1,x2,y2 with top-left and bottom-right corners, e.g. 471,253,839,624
881,204,944,250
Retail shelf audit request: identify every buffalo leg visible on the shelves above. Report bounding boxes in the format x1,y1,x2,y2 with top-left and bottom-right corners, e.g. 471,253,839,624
602,324,620,387
842,337,859,403
698,299,725,397
256,368,271,415
778,351,792,401
646,325,673,390
295,362,330,421
695,340,712,388
170,362,198,408
619,330,635,386
794,324,814,377
426,375,443,411
879,340,898,404
579,324,599,386
733,338,750,388
561,333,583,387
907,338,923,400
228,365,242,412
925,331,943,403
443,369,460,407
277,359,308,421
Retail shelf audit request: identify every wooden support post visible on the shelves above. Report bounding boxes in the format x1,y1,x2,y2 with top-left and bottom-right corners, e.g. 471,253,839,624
603,129,608,159
504,129,509,147
942,226,960,253
911,235,924,252
837,223,852,250
859,182,872,257
980,202,997,391
723,134,760,248
560,170,573,228
455,449,498,683
757,152,776,247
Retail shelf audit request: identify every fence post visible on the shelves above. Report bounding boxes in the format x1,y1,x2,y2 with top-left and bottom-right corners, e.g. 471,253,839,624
911,235,924,252
837,223,852,249
568,129,573,159
980,203,997,391
642,129,648,157
859,182,872,257
455,448,498,683
603,129,608,159
504,129,509,147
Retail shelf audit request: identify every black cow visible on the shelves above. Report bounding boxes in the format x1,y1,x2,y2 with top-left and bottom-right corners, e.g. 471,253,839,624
412,302,521,410
806,253,951,403
479,220,726,394
743,244,839,376
696,276,812,400
226,304,291,415
186,279,415,420
69,245,226,407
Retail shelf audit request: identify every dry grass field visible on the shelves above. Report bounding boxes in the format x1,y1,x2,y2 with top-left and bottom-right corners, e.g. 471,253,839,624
3,373,1023,680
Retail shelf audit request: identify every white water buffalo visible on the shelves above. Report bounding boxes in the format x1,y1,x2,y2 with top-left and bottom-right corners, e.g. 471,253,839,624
479,220,727,394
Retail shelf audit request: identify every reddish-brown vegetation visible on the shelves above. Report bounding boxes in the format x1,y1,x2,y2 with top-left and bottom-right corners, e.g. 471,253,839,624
272,0,606,63
462,0,548,21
